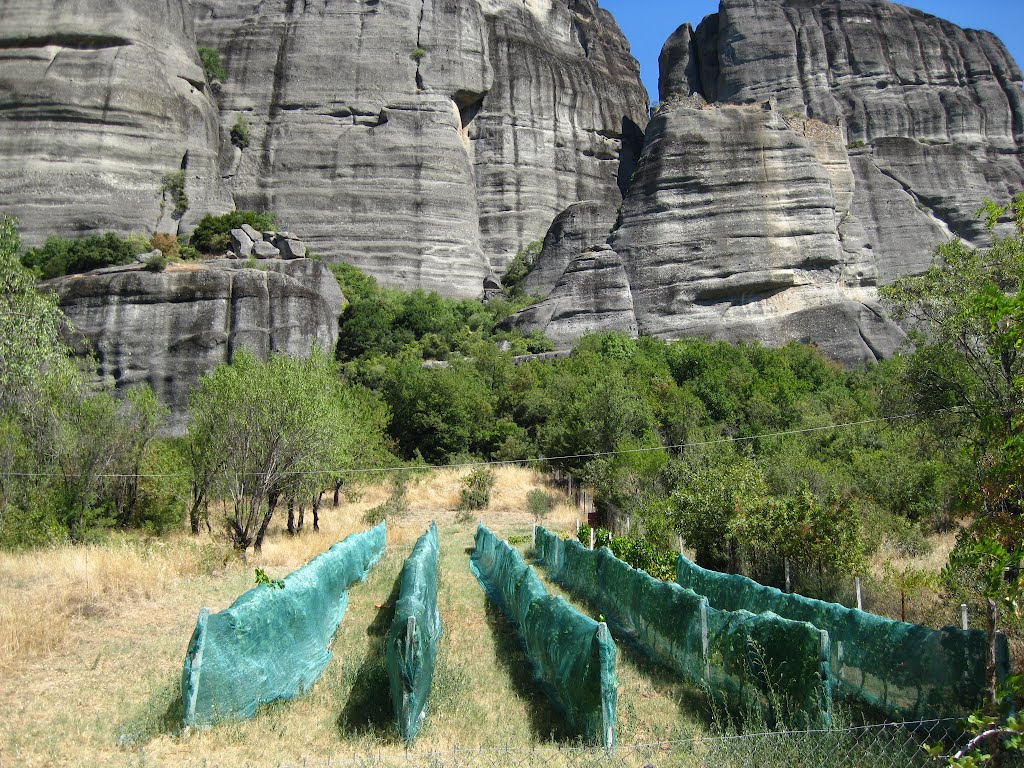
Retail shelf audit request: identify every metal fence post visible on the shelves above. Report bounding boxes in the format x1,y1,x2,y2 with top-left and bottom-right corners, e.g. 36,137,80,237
855,575,863,611
961,603,969,630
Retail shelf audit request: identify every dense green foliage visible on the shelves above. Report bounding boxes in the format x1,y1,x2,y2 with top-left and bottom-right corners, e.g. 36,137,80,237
190,210,277,255
198,47,228,83
230,115,251,149
501,240,543,298
186,350,392,553
458,468,497,512
21,232,146,279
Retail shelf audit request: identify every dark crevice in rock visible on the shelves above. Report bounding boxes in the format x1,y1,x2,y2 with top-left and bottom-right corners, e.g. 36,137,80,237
0,34,132,50
571,19,589,58
455,91,486,130
414,0,426,91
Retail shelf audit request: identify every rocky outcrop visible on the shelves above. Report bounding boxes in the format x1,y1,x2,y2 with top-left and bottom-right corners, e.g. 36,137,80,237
514,0,1024,364
664,0,1024,262
524,201,619,298
47,258,344,433
0,0,232,246
514,102,905,362
193,0,647,296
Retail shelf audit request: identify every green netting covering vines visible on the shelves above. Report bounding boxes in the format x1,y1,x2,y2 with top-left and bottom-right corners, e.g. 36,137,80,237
386,522,443,743
470,525,618,747
182,521,387,728
535,528,832,729
676,554,1009,720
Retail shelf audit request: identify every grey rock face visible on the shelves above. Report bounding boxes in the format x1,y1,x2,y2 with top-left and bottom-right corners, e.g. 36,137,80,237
524,201,619,299
515,103,905,363
514,0,1024,365
0,0,232,246
194,0,647,296
47,259,344,434
510,244,637,349
668,0,1024,262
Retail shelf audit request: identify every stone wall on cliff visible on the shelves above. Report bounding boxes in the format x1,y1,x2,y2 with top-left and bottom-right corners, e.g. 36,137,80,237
193,0,648,297
0,0,232,246
47,259,344,434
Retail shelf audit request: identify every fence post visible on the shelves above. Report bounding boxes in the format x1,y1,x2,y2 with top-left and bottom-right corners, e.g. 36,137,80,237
961,603,969,630
626,515,631,535
590,526,596,551
532,523,536,549
784,558,791,593
678,535,684,555
700,599,710,680
855,576,863,611
576,519,580,536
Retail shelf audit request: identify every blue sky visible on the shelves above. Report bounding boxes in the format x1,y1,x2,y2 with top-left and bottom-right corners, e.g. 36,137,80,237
600,0,1024,103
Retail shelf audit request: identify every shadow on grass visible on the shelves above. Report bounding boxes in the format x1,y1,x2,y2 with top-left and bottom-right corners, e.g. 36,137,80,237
337,572,403,742
483,599,576,744
115,673,185,747
613,634,713,727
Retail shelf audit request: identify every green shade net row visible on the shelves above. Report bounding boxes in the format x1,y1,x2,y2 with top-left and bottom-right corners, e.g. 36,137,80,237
182,521,388,728
535,528,832,729
470,524,618,748
386,522,443,743
676,554,1010,720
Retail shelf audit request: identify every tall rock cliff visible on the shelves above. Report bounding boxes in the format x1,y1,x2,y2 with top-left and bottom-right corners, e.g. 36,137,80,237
193,0,648,296
48,259,344,434
0,0,232,245
514,0,1024,363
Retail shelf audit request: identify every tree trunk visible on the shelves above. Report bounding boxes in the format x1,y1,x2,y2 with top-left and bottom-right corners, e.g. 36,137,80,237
287,497,296,536
987,598,1001,708
255,491,280,553
189,495,204,536
312,491,323,532
333,479,343,507
297,503,305,533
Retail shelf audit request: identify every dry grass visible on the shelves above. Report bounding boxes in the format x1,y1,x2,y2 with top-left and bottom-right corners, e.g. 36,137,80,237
0,468,701,768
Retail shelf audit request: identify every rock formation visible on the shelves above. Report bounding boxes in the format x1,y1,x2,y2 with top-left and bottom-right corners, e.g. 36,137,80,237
47,258,344,433
513,0,1024,364
193,0,648,296
523,201,619,298
0,0,232,246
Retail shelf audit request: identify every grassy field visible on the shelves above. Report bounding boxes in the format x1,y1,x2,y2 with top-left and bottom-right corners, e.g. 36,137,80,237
0,468,711,768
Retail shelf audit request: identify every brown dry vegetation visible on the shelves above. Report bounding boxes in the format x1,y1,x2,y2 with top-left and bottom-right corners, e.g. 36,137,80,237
0,467,703,768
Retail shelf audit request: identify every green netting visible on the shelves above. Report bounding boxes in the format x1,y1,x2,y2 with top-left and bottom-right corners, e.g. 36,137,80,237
386,522,443,743
182,521,387,728
470,524,618,748
535,528,832,729
676,554,1010,720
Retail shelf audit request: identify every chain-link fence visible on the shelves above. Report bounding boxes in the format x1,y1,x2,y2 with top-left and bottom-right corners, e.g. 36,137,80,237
276,719,1023,768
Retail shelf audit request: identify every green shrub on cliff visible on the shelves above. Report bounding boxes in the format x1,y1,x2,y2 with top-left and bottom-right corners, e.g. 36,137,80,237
21,233,143,280
198,47,228,83
189,210,277,254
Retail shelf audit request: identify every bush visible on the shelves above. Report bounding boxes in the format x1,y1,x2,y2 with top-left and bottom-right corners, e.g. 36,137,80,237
411,47,428,62
230,115,251,149
363,472,410,524
189,210,277,254
330,262,379,304
150,233,180,262
161,171,188,219
527,488,554,520
501,240,543,297
143,251,169,272
21,233,139,279
458,468,496,511
198,47,228,83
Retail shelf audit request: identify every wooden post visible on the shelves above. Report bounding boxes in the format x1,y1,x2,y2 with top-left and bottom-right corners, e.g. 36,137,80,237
700,599,710,680
678,535,684,555
576,519,580,536
532,523,536,549
784,558,792,593
625,515,631,534
961,603,969,630
855,576,863,611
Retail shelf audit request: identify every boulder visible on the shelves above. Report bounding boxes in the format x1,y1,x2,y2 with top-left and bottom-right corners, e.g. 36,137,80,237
279,239,306,260
241,224,262,242
230,228,254,258
524,201,619,298
253,241,281,259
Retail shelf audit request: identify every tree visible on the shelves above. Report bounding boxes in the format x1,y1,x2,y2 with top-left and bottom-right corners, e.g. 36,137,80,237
881,194,1024,528
0,214,68,407
186,350,390,555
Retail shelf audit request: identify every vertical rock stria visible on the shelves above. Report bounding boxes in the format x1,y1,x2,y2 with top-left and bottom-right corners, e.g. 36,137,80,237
194,0,648,296
0,0,232,246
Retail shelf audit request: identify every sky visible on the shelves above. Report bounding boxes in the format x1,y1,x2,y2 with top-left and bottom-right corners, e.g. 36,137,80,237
599,0,1024,103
